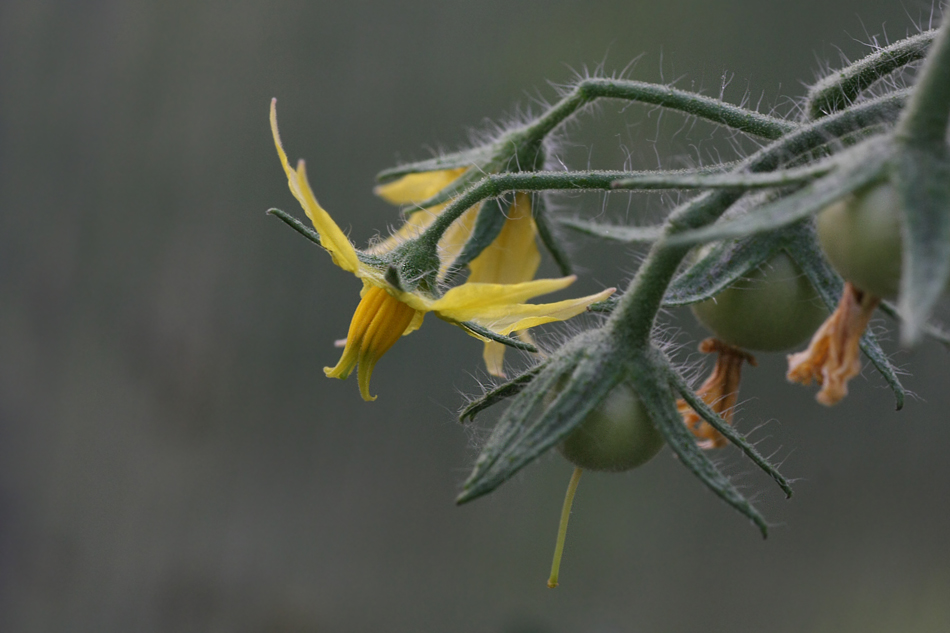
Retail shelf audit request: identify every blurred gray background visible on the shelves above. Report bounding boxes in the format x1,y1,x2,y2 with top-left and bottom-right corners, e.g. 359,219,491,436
2,1,949,632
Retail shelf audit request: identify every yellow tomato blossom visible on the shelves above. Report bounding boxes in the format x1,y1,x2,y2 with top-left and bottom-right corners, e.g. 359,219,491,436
271,99,613,400
375,170,543,377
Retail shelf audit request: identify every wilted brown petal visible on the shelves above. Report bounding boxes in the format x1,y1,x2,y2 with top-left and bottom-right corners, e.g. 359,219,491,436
786,282,880,406
677,338,757,450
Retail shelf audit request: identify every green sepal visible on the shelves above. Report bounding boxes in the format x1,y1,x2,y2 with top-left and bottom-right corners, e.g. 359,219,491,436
665,137,893,247
558,218,663,244
459,363,546,423
663,232,782,306
443,197,509,281
457,331,621,504
266,208,387,268
664,359,792,498
787,230,907,410
458,322,539,353
587,296,620,314
891,146,950,345
631,351,768,538
531,195,574,275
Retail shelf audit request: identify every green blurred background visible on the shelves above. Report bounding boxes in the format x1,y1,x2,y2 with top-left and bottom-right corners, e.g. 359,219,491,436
2,1,949,631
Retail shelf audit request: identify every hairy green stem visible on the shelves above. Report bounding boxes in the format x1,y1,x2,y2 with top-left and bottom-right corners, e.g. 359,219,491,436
807,30,935,119
529,77,797,141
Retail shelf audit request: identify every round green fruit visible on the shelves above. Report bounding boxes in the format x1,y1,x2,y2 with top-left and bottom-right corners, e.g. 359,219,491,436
691,252,828,352
817,182,903,300
557,382,664,472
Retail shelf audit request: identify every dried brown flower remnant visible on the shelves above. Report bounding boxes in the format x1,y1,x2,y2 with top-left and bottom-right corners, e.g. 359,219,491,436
786,282,880,406
677,338,757,449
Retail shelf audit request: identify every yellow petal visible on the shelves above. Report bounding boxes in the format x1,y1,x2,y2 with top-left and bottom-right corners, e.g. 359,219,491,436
375,168,468,205
325,285,420,401
355,289,418,401
468,193,540,285
429,276,578,322
270,99,360,274
325,285,390,381
466,287,616,335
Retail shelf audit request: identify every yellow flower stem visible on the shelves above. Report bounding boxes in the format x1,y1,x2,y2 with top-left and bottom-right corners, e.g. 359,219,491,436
547,466,583,589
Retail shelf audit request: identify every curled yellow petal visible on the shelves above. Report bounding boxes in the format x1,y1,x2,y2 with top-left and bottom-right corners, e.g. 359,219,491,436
375,168,468,205
325,286,389,382
787,282,878,405
325,286,420,401
270,99,360,274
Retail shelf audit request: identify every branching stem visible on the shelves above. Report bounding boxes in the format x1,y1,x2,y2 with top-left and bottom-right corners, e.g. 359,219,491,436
530,78,797,141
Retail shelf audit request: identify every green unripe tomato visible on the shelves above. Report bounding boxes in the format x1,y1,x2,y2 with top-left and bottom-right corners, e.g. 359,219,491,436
557,382,664,472
691,253,828,352
817,182,903,300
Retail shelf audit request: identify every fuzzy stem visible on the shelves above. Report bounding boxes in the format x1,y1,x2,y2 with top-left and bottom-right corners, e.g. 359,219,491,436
896,19,950,148
547,467,583,589
806,30,936,119
528,78,797,141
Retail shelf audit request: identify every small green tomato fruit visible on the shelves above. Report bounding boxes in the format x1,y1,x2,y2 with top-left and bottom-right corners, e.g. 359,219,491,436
691,253,828,352
557,382,664,472
817,182,902,300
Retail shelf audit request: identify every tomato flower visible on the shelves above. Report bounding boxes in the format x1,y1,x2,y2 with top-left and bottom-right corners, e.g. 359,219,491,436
271,100,613,400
